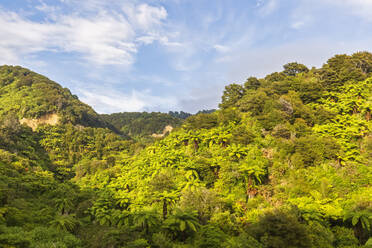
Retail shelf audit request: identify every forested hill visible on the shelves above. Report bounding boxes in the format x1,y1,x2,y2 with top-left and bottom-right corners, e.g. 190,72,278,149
100,110,217,139
0,65,114,129
0,52,371,248
100,112,183,139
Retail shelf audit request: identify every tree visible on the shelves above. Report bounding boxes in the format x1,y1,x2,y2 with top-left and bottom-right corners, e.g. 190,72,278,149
320,52,372,90
250,210,312,248
54,197,74,215
238,148,267,202
158,191,179,220
344,207,372,244
49,214,79,232
164,208,200,241
283,62,309,76
220,84,245,109
237,90,270,115
224,233,262,248
195,225,226,248
133,208,160,235
244,77,261,90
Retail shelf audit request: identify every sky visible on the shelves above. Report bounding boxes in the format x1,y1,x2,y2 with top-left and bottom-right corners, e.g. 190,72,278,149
1,0,372,113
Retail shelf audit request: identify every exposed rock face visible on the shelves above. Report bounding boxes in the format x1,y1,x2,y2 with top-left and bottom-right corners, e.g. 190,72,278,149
151,125,173,138
20,113,60,131
279,97,293,115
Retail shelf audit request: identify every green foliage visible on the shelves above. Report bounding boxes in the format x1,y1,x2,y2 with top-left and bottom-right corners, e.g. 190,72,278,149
0,65,111,129
224,233,262,248
332,226,359,248
101,111,183,139
319,52,372,90
249,210,312,248
0,222,82,248
220,83,245,109
164,209,200,240
0,52,371,247
49,214,79,232
282,62,309,76
194,225,226,248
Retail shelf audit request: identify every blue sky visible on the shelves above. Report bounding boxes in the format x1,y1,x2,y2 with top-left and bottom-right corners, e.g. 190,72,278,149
1,0,372,113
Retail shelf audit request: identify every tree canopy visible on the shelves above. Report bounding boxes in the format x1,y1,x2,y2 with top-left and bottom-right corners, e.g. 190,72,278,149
0,52,371,247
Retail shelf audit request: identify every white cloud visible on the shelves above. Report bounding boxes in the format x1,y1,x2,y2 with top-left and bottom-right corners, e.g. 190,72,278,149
79,89,146,113
0,11,54,64
78,88,177,113
57,14,137,65
136,33,183,48
124,3,167,31
0,2,169,66
291,21,305,29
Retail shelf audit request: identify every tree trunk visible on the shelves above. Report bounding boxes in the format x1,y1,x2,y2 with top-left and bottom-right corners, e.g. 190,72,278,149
163,199,167,219
366,109,371,121
354,221,368,245
193,140,199,150
245,177,257,203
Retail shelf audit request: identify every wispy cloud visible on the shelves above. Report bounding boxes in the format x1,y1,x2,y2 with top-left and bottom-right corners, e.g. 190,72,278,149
123,3,167,31
0,2,169,66
214,44,231,53
78,87,177,113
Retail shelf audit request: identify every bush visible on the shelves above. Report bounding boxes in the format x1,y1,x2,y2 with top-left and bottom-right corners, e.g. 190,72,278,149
152,232,173,248
332,226,359,248
249,210,312,248
224,233,262,248
29,226,82,248
126,238,150,248
194,225,226,248
0,226,30,248
307,222,334,248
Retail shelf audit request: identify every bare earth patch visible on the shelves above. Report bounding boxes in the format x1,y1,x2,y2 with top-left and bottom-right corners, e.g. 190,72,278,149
151,125,173,138
20,113,60,131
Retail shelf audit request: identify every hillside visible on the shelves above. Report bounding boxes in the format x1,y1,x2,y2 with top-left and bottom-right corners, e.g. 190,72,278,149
76,52,372,247
0,52,371,248
0,65,113,129
100,112,182,139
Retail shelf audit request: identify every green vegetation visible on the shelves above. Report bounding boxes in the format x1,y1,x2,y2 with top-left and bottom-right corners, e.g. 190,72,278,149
0,65,113,129
0,52,371,247
100,110,216,140
100,112,182,140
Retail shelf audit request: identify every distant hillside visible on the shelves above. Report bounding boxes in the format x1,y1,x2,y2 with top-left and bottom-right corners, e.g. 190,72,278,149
101,110,217,139
101,112,183,138
0,65,114,130
168,109,216,119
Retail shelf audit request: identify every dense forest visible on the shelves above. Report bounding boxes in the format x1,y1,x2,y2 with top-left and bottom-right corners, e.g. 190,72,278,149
100,112,183,141
99,110,216,140
0,52,371,248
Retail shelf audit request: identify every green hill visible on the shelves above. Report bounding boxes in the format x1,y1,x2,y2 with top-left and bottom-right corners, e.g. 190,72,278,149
100,112,183,139
0,65,113,129
0,52,371,248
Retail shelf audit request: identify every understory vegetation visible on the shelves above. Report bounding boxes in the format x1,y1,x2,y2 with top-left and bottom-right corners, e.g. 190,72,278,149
0,52,371,247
